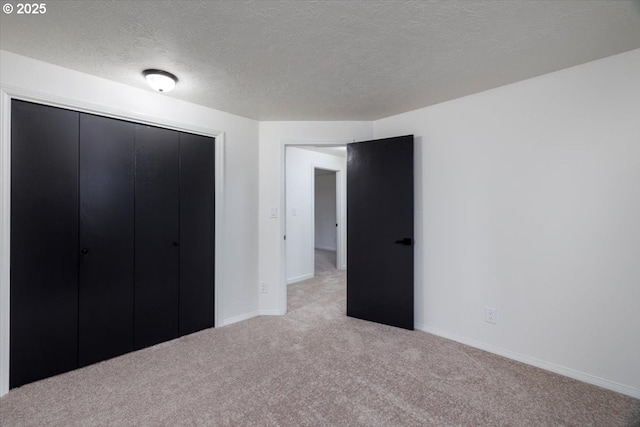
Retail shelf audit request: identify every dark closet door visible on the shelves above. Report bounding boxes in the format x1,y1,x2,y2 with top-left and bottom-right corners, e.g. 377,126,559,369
10,100,79,388
347,135,414,330
134,124,180,349
179,133,215,335
78,114,135,366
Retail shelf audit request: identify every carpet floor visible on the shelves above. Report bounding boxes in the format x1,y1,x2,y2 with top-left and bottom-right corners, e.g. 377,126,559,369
1,249,638,426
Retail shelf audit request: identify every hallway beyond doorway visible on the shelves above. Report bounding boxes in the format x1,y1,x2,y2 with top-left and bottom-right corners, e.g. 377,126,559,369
314,249,337,273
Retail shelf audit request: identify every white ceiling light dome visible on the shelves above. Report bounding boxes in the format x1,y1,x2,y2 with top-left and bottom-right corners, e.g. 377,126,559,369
143,69,178,93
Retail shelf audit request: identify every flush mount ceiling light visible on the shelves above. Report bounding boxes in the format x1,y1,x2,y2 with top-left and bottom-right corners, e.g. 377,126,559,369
142,69,178,93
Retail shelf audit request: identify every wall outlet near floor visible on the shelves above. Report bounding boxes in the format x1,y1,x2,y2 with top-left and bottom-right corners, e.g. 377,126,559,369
259,281,268,294
485,307,497,324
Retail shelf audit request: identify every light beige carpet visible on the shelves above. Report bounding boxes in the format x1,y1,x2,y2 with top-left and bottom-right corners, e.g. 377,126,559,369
1,249,638,426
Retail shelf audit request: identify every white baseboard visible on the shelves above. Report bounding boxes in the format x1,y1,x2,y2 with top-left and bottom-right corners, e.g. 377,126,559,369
220,309,286,327
415,323,640,399
286,273,313,285
258,309,284,316
314,245,337,251
220,311,261,327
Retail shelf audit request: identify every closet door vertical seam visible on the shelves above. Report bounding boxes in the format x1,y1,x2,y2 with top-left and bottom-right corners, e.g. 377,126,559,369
76,113,81,368
174,130,180,339
132,125,137,351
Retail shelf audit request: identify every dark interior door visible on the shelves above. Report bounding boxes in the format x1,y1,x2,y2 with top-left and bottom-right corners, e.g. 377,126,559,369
134,124,180,349
78,113,135,366
10,100,79,388
347,135,414,330
179,133,215,335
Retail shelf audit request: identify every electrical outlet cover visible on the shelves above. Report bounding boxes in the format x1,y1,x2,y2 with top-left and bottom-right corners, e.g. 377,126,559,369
485,307,497,324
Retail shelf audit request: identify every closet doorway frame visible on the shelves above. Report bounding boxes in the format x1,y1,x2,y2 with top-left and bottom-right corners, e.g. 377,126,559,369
0,87,225,396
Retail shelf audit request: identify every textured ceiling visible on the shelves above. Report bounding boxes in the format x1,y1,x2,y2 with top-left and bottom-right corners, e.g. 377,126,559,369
1,1,639,120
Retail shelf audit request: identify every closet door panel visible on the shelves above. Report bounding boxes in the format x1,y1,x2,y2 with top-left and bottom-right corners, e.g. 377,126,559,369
134,124,180,349
179,133,215,335
10,100,79,388
78,113,135,366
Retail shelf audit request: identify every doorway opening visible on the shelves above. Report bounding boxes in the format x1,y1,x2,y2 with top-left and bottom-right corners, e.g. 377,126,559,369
314,168,338,273
283,144,347,311
279,136,414,329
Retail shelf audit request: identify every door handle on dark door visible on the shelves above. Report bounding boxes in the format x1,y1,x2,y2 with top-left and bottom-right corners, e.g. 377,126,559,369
81,248,89,254
173,241,179,247
395,238,413,246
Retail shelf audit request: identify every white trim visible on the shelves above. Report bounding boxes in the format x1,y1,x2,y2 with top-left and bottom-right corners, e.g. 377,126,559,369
259,309,285,316
221,309,284,326
416,323,640,399
335,169,346,271
0,86,225,397
310,165,316,281
314,245,337,251
310,167,316,285
213,133,225,328
279,144,286,315
287,273,314,285
220,311,260,327
0,90,11,397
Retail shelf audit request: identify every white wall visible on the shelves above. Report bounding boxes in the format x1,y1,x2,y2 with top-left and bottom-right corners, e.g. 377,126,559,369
315,172,338,252
285,148,344,283
0,51,260,396
258,122,372,314
374,49,640,397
